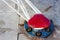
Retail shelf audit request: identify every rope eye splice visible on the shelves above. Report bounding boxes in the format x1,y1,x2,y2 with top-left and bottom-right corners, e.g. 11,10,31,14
24,14,54,38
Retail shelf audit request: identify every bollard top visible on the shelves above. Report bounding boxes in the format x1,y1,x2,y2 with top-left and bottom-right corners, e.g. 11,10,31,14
28,14,50,29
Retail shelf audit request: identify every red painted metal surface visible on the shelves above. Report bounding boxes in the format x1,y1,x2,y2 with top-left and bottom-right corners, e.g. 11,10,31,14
28,14,50,29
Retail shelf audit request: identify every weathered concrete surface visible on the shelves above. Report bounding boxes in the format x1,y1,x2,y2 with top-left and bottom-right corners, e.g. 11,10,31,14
0,0,18,40
0,12,18,40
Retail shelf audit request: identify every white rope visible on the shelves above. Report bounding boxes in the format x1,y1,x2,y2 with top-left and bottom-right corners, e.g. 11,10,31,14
17,0,30,20
11,0,30,20
2,0,28,21
25,0,42,13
